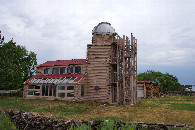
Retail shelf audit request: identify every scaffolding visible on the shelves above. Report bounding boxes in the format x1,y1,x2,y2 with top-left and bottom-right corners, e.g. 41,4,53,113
110,33,137,105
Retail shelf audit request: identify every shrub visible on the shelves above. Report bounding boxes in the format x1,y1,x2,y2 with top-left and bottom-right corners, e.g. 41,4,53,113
69,123,91,130
0,113,16,130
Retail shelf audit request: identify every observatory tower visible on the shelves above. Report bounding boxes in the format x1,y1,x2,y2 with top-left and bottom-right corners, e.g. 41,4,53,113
86,22,137,105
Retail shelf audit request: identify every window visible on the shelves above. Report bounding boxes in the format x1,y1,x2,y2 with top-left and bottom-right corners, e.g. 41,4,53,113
58,93,65,97
35,86,40,89
75,66,81,73
44,68,50,74
48,78,55,83
43,78,51,83
39,78,47,83
29,79,37,83
52,68,59,74
67,93,74,97
28,85,34,89
42,85,46,96
53,86,56,97
53,78,60,83
46,85,49,96
67,67,73,74
68,77,76,83
34,79,42,83
67,86,74,90
57,78,65,83
81,86,84,97
62,77,70,83
27,91,33,95
49,86,52,96
58,86,65,90
60,68,66,74
43,85,56,97
34,92,40,96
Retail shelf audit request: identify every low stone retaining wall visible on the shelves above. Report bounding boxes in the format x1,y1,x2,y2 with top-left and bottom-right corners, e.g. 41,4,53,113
0,110,193,130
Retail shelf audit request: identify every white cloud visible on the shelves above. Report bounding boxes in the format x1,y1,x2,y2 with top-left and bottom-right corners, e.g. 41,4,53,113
0,0,195,84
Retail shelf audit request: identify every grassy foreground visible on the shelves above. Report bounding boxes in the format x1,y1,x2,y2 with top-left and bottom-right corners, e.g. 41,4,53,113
0,95,194,127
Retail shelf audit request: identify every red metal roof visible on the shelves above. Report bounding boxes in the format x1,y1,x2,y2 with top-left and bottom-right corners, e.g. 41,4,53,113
24,74,84,84
37,59,86,67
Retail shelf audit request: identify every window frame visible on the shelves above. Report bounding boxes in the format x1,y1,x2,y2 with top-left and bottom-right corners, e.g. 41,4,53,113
58,86,65,90
67,93,74,97
75,66,81,74
27,91,33,95
60,67,66,74
35,86,40,89
34,92,40,96
44,68,50,74
67,67,73,74
58,93,65,98
67,86,74,90
52,68,59,74
28,85,34,89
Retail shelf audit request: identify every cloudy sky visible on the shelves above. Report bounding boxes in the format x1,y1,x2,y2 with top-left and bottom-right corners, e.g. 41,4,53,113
0,0,195,85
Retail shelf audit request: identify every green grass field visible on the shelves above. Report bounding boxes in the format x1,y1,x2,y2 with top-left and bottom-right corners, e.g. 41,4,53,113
0,95,194,127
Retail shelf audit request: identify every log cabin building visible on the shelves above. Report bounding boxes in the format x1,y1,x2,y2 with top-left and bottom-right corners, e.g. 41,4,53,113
23,22,138,105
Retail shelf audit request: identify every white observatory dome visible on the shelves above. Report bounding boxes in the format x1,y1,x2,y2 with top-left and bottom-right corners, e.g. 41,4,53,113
92,22,116,35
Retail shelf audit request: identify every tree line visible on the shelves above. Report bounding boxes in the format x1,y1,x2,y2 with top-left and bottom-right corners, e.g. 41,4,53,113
137,70,182,92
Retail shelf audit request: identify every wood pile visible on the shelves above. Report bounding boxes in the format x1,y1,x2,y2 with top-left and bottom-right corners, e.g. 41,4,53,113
145,82,159,98
0,110,193,130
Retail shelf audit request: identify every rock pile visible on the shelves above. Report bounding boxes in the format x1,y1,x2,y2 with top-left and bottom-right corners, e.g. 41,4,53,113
1,110,89,130
0,110,193,130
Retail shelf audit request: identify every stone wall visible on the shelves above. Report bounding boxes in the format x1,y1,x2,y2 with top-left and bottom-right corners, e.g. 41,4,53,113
0,110,193,130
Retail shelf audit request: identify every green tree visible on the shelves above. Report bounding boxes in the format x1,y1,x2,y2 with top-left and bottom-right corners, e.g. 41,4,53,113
0,33,37,90
137,70,182,92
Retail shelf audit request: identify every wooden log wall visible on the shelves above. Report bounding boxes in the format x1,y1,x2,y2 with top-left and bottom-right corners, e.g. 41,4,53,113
86,42,112,103
86,33,137,105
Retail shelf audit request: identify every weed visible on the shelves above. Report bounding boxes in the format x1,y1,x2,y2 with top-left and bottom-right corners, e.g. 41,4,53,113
0,99,35,111
33,107,54,113
0,99,21,107
153,100,195,111
121,122,137,130
0,96,195,127
57,105,87,116
69,123,91,130
96,120,118,130
169,103,195,111
0,113,17,130
89,117,130,122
